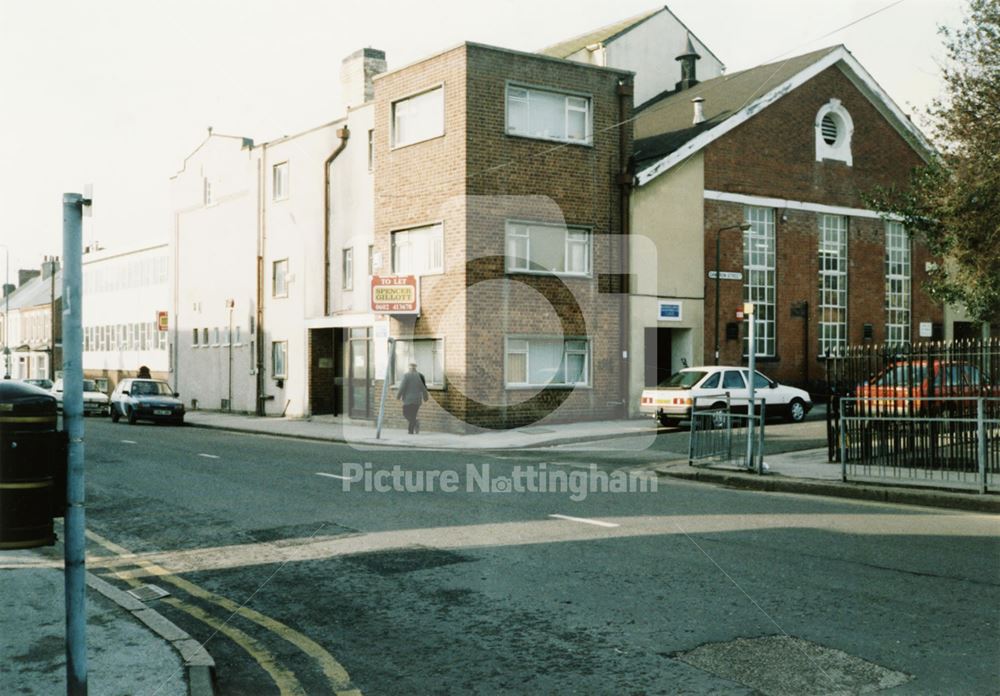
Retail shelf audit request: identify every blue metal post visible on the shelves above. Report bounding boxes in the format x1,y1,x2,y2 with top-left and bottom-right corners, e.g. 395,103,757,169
745,304,756,471
63,192,88,696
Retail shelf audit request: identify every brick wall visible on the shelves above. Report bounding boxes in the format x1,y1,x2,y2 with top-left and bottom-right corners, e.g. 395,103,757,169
373,44,632,431
701,65,942,390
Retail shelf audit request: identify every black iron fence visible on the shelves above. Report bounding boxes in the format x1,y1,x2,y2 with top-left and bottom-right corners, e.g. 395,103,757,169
825,339,1000,489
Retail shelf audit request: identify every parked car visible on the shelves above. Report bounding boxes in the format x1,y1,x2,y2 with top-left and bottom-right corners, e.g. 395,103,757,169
23,378,53,391
51,378,111,416
110,378,185,425
854,360,995,415
639,366,812,427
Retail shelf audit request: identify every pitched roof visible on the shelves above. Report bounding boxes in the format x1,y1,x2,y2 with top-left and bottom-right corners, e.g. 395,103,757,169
6,270,62,311
633,45,935,186
539,7,663,58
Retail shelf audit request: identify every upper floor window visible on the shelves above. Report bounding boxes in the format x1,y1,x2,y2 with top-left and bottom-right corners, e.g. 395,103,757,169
505,221,591,276
273,259,289,297
367,129,375,171
815,99,853,166
203,177,213,206
273,162,289,200
885,221,911,346
507,85,592,145
342,248,353,291
392,223,443,276
392,86,444,148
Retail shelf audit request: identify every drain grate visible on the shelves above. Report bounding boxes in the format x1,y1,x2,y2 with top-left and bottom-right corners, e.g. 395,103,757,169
672,635,911,696
126,584,171,602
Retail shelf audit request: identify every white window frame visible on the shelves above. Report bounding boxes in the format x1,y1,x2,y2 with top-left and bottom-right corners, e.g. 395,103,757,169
203,177,213,206
505,221,592,277
392,85,445,149
273,259,289,298
342,247,353,291
367,129,374,172
272,161,289,201
815,98,854,166
743,206,776,358
505,83,593,145
391,223,444,277
272,340,288,379
818,214,848,355
504,336,591,388
393,337,445,389
885,221,911,346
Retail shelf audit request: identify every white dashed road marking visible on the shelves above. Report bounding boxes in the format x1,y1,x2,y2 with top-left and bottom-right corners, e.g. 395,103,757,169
548,514,619,528
316,472,353,481
198,453,220,459
120,440,137,444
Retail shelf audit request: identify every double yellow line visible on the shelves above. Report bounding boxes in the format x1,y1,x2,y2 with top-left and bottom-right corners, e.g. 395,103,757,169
86,529,360,696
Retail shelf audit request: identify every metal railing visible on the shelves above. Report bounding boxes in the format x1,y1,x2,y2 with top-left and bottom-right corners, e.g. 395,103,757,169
838,396,1000,492
689,400,766,472
826,338,999,461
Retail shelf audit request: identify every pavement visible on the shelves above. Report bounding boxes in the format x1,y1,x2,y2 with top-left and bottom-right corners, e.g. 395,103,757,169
0,538,213,696
3,408,995,696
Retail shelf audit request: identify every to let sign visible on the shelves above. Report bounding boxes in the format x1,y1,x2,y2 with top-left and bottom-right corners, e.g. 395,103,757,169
371,275,420,315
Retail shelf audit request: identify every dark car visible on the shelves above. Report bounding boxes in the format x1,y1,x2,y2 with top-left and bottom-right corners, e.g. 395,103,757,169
110,378,185,425
23,378,54,391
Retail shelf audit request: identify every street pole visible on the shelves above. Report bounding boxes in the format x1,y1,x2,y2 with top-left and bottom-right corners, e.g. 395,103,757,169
63,192,90,695
744,302,756,472
2,244,9,378
714,224,751,366
375,337,395,439
714,229,720,365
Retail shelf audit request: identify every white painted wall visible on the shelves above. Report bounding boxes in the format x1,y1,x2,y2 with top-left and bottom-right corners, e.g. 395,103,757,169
628,152,706,415
602,11,724,107
172,135,258,413
82,244,171,382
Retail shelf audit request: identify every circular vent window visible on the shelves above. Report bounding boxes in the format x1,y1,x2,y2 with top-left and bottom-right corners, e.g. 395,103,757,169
821,113,839,145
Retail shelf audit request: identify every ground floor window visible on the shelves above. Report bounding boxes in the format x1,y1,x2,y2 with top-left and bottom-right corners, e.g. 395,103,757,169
272,340,288,379
743,206,776,357
393,337,444,387
505,337,589,387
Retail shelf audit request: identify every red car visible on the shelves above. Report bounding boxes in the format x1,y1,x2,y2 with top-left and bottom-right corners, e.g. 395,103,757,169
855,360,994,415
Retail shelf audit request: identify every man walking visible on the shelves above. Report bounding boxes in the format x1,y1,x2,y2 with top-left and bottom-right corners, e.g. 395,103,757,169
397,362,429,434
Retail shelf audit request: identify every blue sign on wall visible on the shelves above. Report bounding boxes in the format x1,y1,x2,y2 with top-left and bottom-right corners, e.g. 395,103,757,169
658,301,682,321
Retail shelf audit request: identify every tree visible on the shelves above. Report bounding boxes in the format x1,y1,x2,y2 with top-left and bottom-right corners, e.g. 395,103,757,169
868,0,1000,328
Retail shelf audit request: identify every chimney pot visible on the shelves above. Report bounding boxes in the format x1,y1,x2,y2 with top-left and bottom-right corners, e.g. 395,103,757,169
692,97,706,125
341,47,387,109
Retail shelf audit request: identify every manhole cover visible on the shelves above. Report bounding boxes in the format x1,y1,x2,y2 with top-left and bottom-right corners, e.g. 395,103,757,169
673,635,911,696
345,547,472,576
126,584,171,602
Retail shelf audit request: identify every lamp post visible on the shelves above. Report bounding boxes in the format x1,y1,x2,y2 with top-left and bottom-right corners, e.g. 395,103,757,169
714,223,752,365
0,244,9,379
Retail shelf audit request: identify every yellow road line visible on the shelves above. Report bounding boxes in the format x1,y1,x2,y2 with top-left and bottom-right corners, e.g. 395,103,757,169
85,528,357,694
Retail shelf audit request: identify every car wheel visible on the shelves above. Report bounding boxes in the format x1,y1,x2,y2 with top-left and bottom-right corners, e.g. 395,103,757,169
111,405,120,423
786,398,806,423
658,414,681,428
127,407,137,425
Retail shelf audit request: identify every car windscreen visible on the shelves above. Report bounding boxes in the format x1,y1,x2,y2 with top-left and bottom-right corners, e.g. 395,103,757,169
658,371,708,389
131,381,173,396
82,380,99,392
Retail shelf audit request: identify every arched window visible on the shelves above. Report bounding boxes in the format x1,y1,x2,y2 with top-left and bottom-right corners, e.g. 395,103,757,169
815,98,853,166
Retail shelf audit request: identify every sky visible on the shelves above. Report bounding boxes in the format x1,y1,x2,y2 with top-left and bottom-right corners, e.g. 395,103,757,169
0,0,967,277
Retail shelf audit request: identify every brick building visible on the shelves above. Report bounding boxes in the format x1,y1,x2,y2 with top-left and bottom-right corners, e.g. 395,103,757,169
628,45,941,404
372,43,633,431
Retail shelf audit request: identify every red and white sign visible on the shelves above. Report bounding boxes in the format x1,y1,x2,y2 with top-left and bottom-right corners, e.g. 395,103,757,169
371,275,420,315
157,310,169,332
